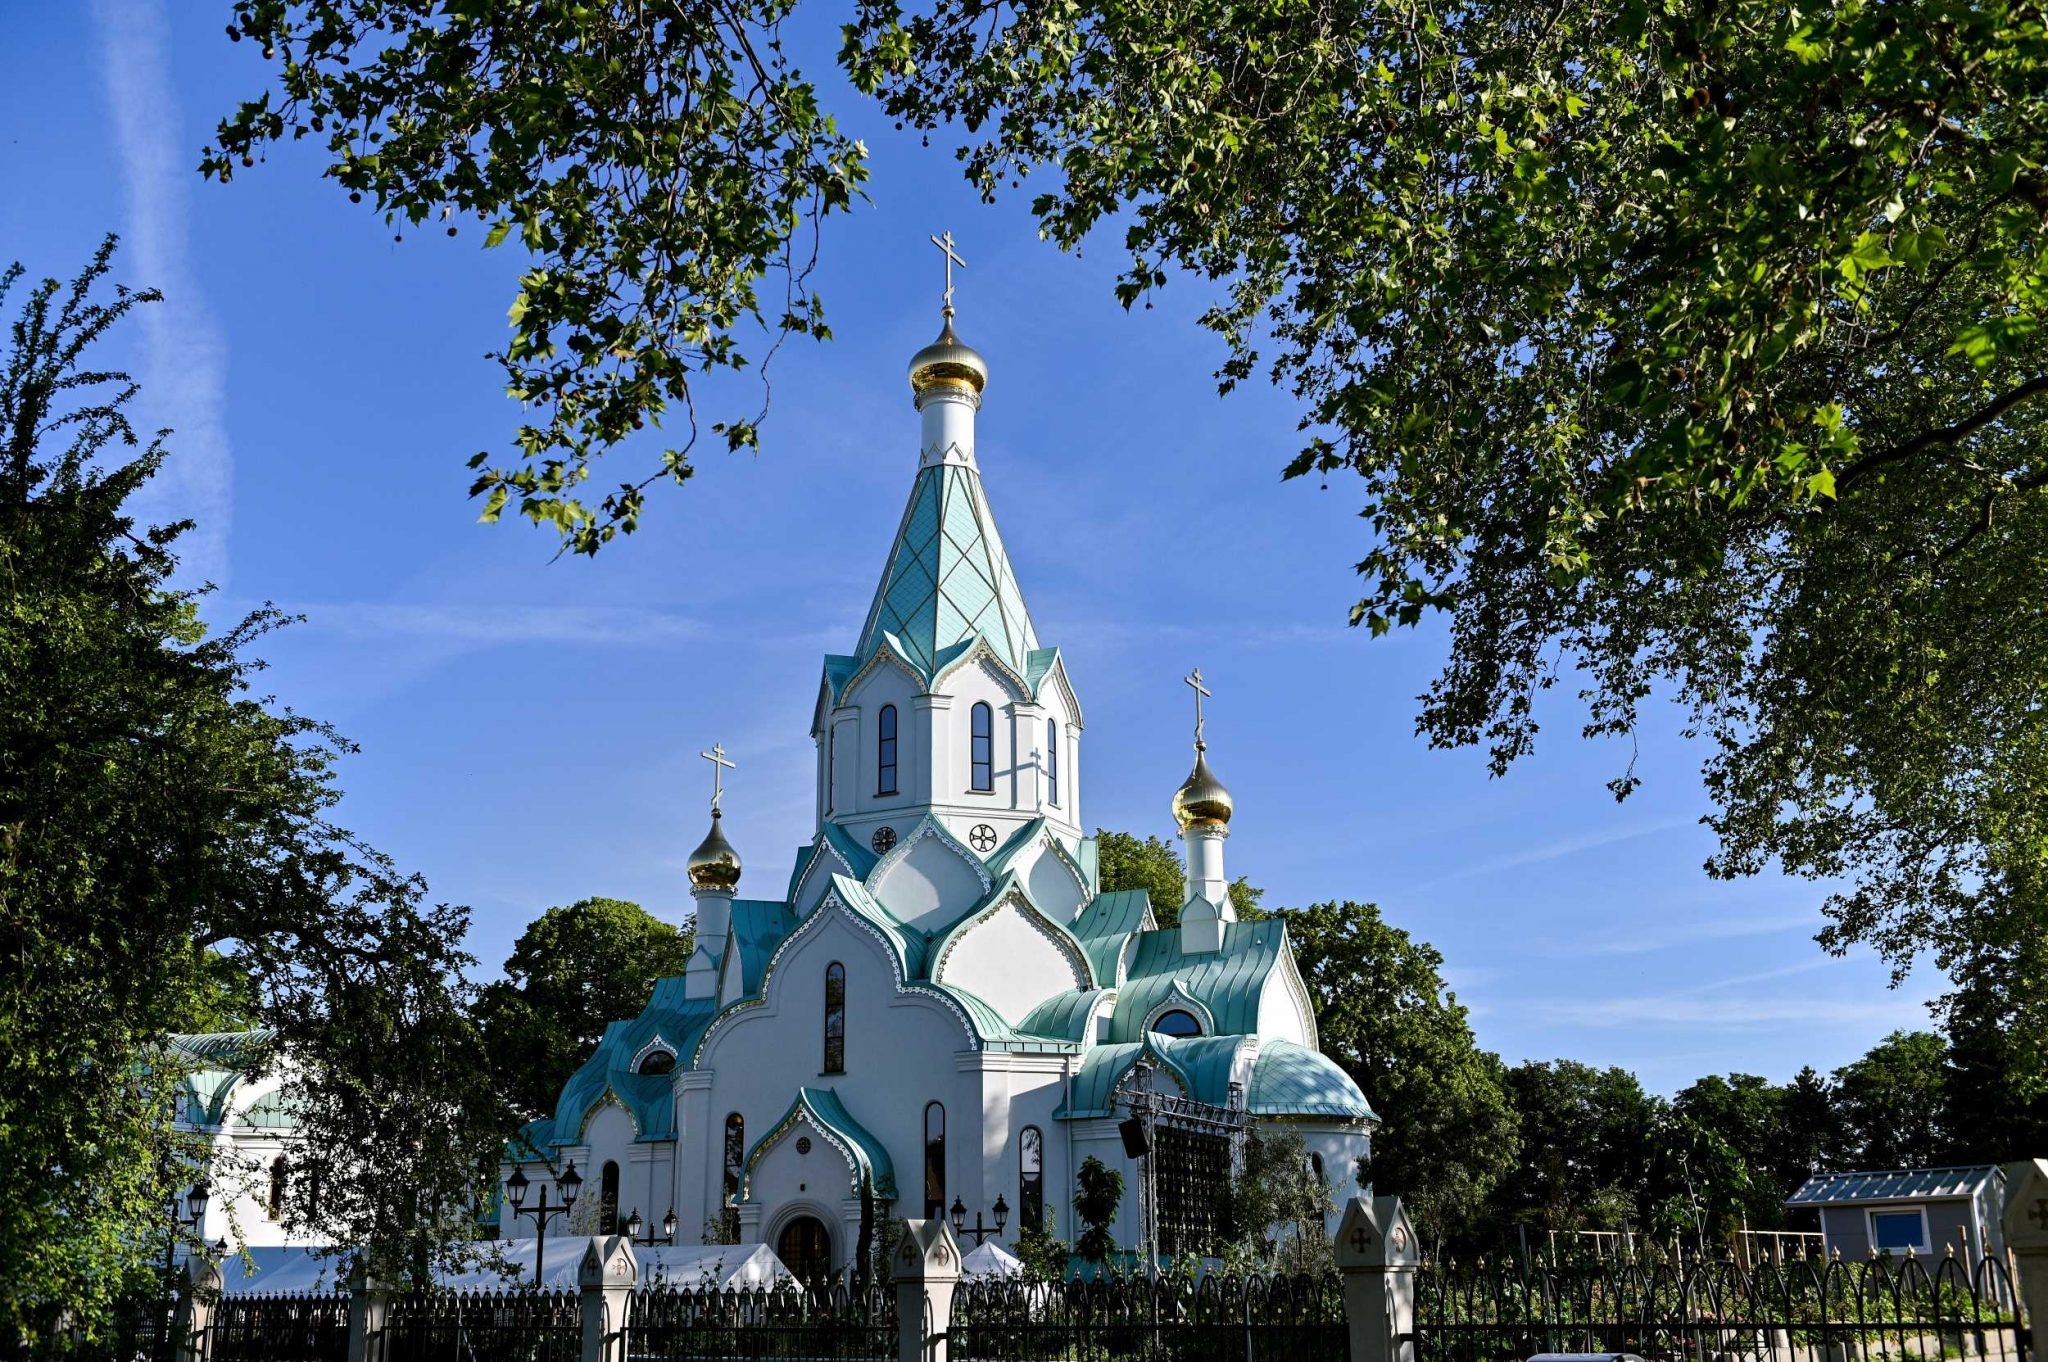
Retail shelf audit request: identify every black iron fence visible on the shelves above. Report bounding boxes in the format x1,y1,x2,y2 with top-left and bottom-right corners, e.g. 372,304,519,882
947,1272,1346,1362
377,1286,582,1362
203,1291,350,1362
1415,1250,2030,1362
630,1282,897,1361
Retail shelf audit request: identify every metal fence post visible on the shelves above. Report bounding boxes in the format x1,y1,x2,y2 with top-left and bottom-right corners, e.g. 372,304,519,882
892,1218,963,1362
345,1262,397,1362
2003,1159,2048,1351
171,1251,223,1362
579,1234,639,1362
1335,1195,1420,1362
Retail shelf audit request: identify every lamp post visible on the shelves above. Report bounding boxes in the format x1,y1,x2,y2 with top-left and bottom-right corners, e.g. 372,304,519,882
504,1161,583,1288
949,1195,1009,1247
625,1208,679,1247
160,1178,212,1331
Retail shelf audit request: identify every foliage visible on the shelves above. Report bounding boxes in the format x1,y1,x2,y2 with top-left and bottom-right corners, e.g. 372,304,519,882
1013,1204,1069,1281
1492,1061,1658,1235
0,240,496,1344
474,896,692,1120
1831,1030,1949,1170
1073,1155,1124,1263
208,0,868,555
841,0,2048,1088
1228,1128,1334,1275
1094,828,1264,928
1645,1112,1753,1244
1284,901,1517,1240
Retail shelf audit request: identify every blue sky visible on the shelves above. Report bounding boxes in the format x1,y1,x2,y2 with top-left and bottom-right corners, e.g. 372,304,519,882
3,0,1941,1094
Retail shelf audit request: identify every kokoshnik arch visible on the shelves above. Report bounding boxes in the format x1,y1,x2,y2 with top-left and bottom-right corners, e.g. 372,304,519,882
500,238,1379,1277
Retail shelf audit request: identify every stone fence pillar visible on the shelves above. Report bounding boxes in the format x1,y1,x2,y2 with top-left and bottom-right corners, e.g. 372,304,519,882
580,1235,638,1362
344,1261,398,1362
171,1251,223,1362
892,1219,962,1362
2003,1159,2048,1347
1334,1195,1420,1362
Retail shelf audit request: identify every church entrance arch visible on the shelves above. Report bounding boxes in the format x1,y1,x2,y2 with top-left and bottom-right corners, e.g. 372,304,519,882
776,1215,833,1287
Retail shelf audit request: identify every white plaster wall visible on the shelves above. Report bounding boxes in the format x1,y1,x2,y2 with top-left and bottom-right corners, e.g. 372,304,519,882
1018,839,1090,924
869,828,987,934
1256,971,1314,1048
1288,1122,1375,1234
938,900,1088,1023
842,662,921,817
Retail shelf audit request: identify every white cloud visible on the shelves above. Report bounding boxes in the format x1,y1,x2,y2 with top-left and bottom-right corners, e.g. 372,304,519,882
1410,816,1695,890
296,601,709,646
91,0,233,587
1532,909,1820,958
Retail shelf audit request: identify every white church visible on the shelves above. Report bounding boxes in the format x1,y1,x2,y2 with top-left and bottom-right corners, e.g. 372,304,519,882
501,249,1377,1279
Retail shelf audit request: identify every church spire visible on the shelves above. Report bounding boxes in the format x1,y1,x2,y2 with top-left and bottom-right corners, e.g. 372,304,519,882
1172,669,1236,954
906,230,989,470
684,743,742,1000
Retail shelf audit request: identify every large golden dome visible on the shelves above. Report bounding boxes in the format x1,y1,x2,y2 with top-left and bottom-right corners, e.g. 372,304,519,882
907,317,988,400
1171,745,1234,832
687,809,743,891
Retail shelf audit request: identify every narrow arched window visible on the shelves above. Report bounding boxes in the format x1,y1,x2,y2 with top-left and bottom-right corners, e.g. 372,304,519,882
267,1155,288,1220
723,1113,746,1220
600,1160,621,1235
877,705,899,795
923,1102,946,1219
970,703,993,792
1046,719,1059,805
823,962,847,1073
826,728,837,813
1019,1125,1045,1234
1310,1151,1327,1184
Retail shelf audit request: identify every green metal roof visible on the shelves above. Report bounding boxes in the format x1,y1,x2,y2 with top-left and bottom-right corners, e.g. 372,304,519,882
856,463,1039,677
828,875,932,979
1019,988,1114,1043
1248,1040,1377,1121
744,1087,897,1200
1108,920,1292,1042
548,981,718,1144
928,870,1097,994
726,899,799,997
1055,1034,1241,1117
169,1030,276,1128
1787,1166,2001,1207
786,824,882,905
930,981,1081,1055
1070,890,1151,984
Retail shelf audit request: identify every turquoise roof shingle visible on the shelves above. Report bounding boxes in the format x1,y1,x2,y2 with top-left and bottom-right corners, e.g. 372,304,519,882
744,1087,897,1200
855,463,1039,677
1248,1040,1377,1121
1056,1034,1246,1117
1019,988,1114,1043
1108,920,1292,1042
726,899,799,997
1071,890,1151,985
547,981,719,1144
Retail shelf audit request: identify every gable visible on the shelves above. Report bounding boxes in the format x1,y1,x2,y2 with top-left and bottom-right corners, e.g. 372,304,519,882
867,820,989,935
932,890,1091,1025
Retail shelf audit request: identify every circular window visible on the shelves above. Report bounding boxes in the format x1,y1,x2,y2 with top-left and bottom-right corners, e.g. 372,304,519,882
1150,1009,1203,1038
968,823,998,852
796,1136,813,1156
871,826,898,854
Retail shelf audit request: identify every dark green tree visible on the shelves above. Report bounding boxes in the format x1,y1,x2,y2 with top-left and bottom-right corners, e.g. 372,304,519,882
1494,1061,1660,1234
1670,1075,1789,1230
474,896,693,1120
1073,1154,1125,1264
1776,1067,1842,1202
1285,902,1518,1239
1832,1031,1950,1169
1094,829,1263,927
0,240,496,1345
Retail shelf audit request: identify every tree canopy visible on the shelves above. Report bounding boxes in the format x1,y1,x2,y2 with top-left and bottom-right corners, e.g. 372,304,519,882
475,896,694,1120
1095,829,1264,927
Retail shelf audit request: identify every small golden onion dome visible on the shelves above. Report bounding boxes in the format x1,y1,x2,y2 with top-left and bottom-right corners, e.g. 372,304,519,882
1171,745,1234,832
907,316,989,399
687,810,743,891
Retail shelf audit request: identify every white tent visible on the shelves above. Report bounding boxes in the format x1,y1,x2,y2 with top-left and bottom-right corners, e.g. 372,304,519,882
220,1238,793,1295
958,1240,1025,1279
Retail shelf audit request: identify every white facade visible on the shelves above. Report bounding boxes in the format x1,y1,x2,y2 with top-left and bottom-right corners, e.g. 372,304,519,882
170,1030,330,1253
504,308,1377,1279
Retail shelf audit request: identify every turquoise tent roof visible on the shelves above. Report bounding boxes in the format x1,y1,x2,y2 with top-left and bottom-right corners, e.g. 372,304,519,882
1249,1040,1378,1122
744,1087,897,1200
855,462,1039,676
1070,890,1151,984
1107,920,1293,1042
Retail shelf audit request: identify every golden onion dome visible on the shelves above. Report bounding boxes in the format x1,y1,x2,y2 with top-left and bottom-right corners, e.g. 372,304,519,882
687,809,743,891
1171,745,1234,832
907,316,989,400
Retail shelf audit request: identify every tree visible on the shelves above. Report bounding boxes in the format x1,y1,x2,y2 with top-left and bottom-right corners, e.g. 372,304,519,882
1776,1067,1842,1203
1073,1154,1124,1264
1494,1061,1659,1235
1670,1074,1800,1230
1094,829,1264,928
1228,1127,1335,1275
1832,1031,1950,1170
0,241,496,1344
474,897,693,1121
1284,902,1517,1239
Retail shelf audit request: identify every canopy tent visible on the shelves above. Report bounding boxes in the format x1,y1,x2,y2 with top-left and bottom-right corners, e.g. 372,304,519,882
219,1238,793,1295
959,1240,1025,1279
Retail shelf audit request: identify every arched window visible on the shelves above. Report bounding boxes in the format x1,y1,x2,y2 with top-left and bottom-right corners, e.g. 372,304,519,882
970,703,993,792
1151,1008,1203,1038
638,1049,675,1076
722,1113,746,1235
823,962,846,1073
923,1102,946,1219
1310,1151,1327,1184
1046,719,1059,805
1018,1125,1045,1233
267,1155,288,1220
599,1160,621,1235
877,705,898,795
826,728,837,813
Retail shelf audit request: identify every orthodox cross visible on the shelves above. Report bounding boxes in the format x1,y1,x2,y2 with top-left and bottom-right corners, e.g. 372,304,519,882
699,743,736,814
1184,667,1211,748
929,230,966,317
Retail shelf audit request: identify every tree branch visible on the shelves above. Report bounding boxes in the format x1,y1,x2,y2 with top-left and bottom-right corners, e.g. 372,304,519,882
1842,373,2048,489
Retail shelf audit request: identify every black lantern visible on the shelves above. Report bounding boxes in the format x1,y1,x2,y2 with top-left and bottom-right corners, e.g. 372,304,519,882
950,1196,1006,1246
949,1196,967,1233
558,1160,583,1211
186,1179,212,1223
626,1209,644,1241
662,1209,679,1241
505,1165,531,1210
992,1194,1009,1233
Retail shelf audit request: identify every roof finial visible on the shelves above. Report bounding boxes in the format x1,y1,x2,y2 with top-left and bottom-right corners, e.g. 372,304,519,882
930,230,966,320
699,742,736,815
1184,667,1211,751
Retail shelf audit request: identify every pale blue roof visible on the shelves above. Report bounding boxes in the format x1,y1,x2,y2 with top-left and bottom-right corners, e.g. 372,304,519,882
1788,1166,2001,1207
1107,920,1293,1042
855,463,1039,676
744,1087,897,1200
1249,1040,1377,1121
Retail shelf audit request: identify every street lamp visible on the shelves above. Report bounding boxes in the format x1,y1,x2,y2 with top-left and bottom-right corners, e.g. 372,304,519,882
504,1160,582,1287
160,1178,212,1331
624,1208,679,1247
948,1194,1008,1246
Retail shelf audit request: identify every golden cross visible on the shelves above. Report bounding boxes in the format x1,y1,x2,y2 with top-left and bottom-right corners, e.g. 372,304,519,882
699,743,736,814
929,231,966,317
1184,668,1211,748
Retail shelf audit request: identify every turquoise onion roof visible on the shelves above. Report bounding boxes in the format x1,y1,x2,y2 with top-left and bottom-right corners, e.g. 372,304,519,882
743,1087,896,1200
168,1030,275,1128
1249,1040,1378,1121
855,462,1039,676
1019,988,1115,1043
508,1119,556,1161
1107,920,1292,1043
932,982,1081,1055
1070,890,1152,985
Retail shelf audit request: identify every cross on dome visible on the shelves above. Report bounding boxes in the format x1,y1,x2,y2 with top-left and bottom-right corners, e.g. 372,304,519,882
929,230,966,319
1184,668,1211,750
700,743,736,814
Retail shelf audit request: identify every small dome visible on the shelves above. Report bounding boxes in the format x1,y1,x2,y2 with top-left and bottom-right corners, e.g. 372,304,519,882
687,809,742,891
1170,746,1234,832
907,317,988,400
